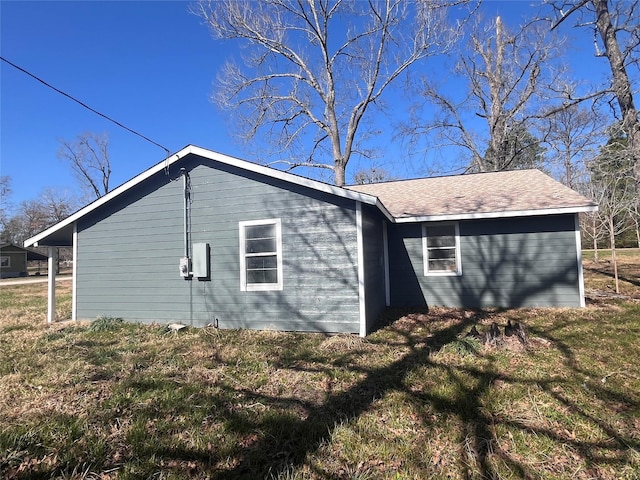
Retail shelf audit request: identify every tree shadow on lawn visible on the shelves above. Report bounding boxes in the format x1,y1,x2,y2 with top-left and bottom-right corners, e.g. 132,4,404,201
211,309,639,479
85,307,637,480
525,316,640,463
584,262,640,290
17,308,638,479
106,309,627,479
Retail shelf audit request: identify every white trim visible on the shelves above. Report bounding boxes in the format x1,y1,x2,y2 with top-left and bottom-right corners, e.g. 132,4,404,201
422,222,462,276
186,146,387,214
356,202,366,337
47,247,57,324
24,145,384,247
72,223,78,321
23,144,596,248
382,220,390,307
395,205,598,224
575,214,586,308
374,200,394,223
239,218,283,292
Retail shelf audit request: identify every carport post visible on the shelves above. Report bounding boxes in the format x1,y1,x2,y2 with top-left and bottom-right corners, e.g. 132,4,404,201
47,247,57,324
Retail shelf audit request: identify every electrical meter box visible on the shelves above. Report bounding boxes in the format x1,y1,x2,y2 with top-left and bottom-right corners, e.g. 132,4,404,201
179,257,191,278
192,243,210,279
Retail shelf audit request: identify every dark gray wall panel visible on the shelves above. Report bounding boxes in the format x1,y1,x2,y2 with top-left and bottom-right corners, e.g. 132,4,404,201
388,214,582,308
76,154,361,333
361,204,387,332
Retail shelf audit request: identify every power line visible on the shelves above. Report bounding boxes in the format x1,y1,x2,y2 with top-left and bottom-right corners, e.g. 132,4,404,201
1,56,171,156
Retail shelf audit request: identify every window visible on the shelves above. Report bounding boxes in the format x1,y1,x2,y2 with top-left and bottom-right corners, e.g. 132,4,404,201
0,256,9,268
239,218,283,291
422,222,461,276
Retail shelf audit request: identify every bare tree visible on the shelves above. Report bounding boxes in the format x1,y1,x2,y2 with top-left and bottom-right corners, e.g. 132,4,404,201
542,104,604,187
0,176,10,201
549,0,640,181
194,0,473,186
353,166,394,185
628,197,640,248
57,132,111,199
415,15,568,172
39,187,78,223
586,132,637,292
0,188,77,246
0,176,11,237
14,200,49,245
580,209,608,262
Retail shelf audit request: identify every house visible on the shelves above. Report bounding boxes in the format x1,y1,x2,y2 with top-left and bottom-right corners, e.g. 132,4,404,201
0,243,48,278
24,145,597,334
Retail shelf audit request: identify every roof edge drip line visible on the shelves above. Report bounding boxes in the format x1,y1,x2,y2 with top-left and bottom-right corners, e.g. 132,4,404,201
394,205,599,223
23,144,597,247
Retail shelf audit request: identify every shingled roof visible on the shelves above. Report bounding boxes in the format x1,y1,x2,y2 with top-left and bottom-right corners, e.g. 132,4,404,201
346,169,597,222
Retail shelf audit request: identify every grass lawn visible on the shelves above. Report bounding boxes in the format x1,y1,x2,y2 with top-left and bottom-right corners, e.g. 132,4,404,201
1,255,639,479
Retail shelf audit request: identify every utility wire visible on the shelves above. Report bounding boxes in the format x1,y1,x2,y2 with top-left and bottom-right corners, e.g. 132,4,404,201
1,56,171,157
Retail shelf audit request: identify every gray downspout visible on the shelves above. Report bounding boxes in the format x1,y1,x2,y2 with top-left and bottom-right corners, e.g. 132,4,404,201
181,168,189,260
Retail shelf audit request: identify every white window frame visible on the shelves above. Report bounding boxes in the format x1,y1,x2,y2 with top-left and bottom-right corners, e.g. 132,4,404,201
239,218,283,291
422,222,462,276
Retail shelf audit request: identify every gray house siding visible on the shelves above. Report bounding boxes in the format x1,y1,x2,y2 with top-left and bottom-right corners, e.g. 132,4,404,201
76,154,361,333
360,204,387,333
0,246,27,278
388,214,582,308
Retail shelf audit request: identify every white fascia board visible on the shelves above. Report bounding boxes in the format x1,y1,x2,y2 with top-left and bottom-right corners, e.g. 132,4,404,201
25,145,385,246
393,204,598,223
574,214,586,308
24,147,190,247
188,146,384,212
374,200,394,222
188,146,368,201
356,202,366,337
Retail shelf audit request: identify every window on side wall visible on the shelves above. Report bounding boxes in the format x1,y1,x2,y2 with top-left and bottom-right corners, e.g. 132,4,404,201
422,222,461,276
239,218,283,291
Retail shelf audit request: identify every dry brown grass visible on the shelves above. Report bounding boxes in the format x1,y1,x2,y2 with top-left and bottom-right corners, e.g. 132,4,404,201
1,260,639,479
583,249,640,299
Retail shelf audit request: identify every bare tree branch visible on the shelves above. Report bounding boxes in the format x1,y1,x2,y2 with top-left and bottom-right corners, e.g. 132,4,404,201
194,0,473,185
541,104,604,187
585,136,637,291
57,132,112,200
412,14,567,172
547,0,640,182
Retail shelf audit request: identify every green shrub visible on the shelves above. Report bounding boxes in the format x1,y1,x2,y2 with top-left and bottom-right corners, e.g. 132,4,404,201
88,316,124,332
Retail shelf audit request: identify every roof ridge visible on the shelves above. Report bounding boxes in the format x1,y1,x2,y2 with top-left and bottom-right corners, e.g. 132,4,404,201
345,168,543,187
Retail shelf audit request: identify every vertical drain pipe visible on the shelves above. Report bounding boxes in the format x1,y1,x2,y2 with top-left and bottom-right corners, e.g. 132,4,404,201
180,168,191,277
181,168,189,262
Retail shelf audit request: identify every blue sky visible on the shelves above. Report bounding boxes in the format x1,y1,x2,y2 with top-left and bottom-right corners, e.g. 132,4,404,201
2,1,236,209
1,1,613,209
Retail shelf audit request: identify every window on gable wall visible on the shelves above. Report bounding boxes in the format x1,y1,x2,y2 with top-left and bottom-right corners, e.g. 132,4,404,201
422,222,461,276
239,218,283,291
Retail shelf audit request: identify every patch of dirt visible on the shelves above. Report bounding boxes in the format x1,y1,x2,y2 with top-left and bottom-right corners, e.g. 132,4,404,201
585,289,640,304
380,306,470,333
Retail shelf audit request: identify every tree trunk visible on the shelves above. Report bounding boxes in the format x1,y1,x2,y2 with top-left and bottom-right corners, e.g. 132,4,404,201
593,225,599,263
609,216,619,294
592,0,640,182
334,160,346,187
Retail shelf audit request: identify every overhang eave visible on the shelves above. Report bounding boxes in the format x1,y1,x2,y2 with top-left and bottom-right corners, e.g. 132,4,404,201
25,222,75,248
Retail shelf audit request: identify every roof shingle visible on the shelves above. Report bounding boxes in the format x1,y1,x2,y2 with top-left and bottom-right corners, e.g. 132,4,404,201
346,169,596,220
